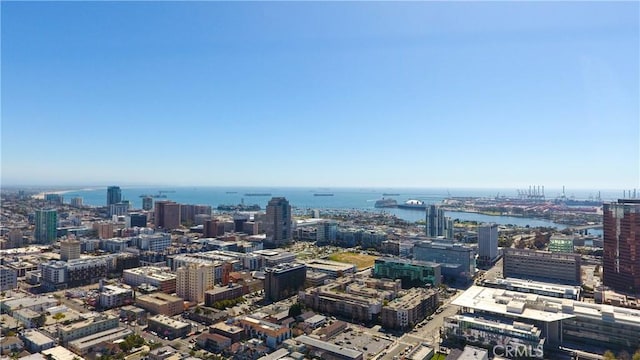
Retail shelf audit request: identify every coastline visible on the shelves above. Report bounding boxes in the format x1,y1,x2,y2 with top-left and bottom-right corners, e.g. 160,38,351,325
32,188,99,200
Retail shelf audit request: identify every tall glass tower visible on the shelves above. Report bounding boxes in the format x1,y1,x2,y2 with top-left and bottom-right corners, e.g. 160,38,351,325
35,209,58,244
107,186,122,206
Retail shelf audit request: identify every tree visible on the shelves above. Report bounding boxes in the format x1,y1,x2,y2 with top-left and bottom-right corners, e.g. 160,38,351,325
288,303,302,318
52,312,65,324
603,351,616,360
632,349,640,360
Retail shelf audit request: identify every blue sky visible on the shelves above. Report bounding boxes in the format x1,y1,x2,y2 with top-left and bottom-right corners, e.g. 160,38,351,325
2,1,638,189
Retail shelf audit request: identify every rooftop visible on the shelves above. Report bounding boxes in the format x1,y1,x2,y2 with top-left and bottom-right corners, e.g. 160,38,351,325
295,335,363,360
149,314,190,329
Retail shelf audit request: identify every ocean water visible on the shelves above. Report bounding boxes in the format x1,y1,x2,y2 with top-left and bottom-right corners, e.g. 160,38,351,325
57,186,609,228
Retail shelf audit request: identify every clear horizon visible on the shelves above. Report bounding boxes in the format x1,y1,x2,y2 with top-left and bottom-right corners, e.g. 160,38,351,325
2,2,639,188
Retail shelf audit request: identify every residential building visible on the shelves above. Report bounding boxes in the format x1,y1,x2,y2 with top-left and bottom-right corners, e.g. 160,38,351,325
425,205,445,238
176,263,214,304
0,265,17,291
107,186,122,206
138,233,172,252
603,199,640,294
58,313,119,344
147,315,191,340
123,266,177,293
180,204,212,226
477,223,499,266
67,327,132,355
503,248,581,285
196,332,232,353
109,202,130,217
99,284,134,309
135,293,184,316
66,257,108,287
142,196,153,211
0,337,23,356
70,197,83,208
413,240,475,284
265,197,292,248
380,288,439,330
264,263,306,302
205,283,245,306
35,209,57,244
60,239,81,261
154,201,181,230
93,222,115,239
21,329,55,353
40,261,68,291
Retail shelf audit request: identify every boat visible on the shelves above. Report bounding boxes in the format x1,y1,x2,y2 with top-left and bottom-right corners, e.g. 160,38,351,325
244,193,272,196
314,193,334,196
225,191,238,194
382,193,400,196
375,198,398,208
397,199,427,210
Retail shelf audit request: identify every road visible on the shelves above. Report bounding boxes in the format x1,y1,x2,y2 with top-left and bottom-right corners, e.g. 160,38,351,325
379,290,462,360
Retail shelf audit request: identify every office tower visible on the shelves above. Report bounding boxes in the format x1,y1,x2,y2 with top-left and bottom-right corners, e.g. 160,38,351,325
548,234,575,253
503,248,581,285
45,193,64,205
35,209,58,244
154,201,181,230
425,205,446,237
413,240,476,284
142,196,153,211
127,213,147,228
264,263,306,302
176,263,214,304
233,213,249,232
603,199,640,293
477,223,499,266
107,186,122,206
93,222,115,239
60,239,81,261
203,219,220,237
265,197,292,248
70,197,83,208
109,202,129,217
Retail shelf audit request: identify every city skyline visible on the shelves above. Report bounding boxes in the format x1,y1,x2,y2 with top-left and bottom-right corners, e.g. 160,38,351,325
2,2,638,189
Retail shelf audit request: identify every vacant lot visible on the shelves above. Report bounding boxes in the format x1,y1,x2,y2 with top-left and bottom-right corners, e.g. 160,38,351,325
328,252,377,270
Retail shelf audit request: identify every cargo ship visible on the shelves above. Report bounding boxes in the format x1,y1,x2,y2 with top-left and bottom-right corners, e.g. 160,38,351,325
382,193,400,196
244,193,272,196
375,198,398,208
314,193,334,196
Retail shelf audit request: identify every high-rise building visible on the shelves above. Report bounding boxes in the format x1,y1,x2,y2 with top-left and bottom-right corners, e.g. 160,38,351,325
413,241,476,284
60,239,81,261
154,201,181,230
70,197,83,208
203,219,221,238
35,209,58,244
176,263,214,304
127,213,147,228
265,197,292,248
93,222,115,239
142,196,153,211
107,186,122,206
603,199,640,294
264,263,306,302
425,205,446,238
477,223,499,266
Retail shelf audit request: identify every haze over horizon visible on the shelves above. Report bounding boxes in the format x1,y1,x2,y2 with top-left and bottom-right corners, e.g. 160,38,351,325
2,2,639,189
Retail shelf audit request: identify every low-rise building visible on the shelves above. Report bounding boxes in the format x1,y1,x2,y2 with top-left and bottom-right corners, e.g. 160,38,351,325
123,266,177,293
0,265,18,291
0,336,23,356
67,326,132,355
304,259,356,279
294,335,363,360
21,329,56,353
147,315,191,340
373,258,441,288
135,292,184,316
196,332,232,353
99,284,134,309
481,278,581,300
239,315,291,349
0,296,57,315
58,313,119,345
